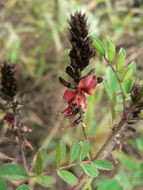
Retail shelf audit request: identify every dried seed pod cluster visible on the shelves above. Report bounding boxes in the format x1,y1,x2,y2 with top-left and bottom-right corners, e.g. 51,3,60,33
59,11,96,87
127,84,143,127
1,61,17,99
69,12,95,80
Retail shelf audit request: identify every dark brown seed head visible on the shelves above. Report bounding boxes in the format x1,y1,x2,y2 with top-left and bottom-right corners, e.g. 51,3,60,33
131,84,142,102
69,11,95,72
1,61,17,99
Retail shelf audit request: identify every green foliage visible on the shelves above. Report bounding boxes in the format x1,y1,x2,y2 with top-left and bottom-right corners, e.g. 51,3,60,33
81,163,99,177
57,170,78,185
99,40,136,119
60,141,66,162
35,152,43,175
32,175,55,187
86,93,97,136
56,141,66,168
0,1,142,189
122,79,134,94
70,140,80,163
122,61,136,81
116,48,126,72
83,178,93,190
115,151,143,189
0,177,6,190
8,38,21,63
16,185,30,190
92,36,105,55
0,164,28,180
136,138,143,151
97,179,123,190
93,160,113,170
106,36,116,62
80,141,90,161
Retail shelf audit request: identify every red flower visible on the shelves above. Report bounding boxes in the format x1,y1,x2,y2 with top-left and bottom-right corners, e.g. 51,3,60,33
62,90,86,116
61,75,97,117
78,75,97,95
3,112,11,123
63,90,85,106
63,90,78,101
61,105,74,116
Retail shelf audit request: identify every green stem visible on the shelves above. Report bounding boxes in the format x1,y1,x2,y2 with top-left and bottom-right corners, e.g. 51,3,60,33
104,56,126,116
59,160,91,170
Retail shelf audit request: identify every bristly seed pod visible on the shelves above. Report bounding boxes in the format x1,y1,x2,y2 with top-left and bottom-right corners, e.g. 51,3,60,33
131,84,142,102
69,12,95,74
97,77,103,84
1,61,17,99
66,66,75,79
59,77,72,88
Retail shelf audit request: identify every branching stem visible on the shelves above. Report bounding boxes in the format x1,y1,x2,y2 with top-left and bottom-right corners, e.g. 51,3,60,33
69,85,143,190
12,102,28,172
59,160,91,170
104,57,126,115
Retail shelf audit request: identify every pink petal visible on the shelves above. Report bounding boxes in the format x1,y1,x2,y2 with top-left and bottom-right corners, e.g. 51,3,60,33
63,90,78,100
66,110,73,116
68,96,77,104
66,106,73,116
3,112,11,123
76,92,85,106
61,106,73,116
61,107,70,114
78,75,97,95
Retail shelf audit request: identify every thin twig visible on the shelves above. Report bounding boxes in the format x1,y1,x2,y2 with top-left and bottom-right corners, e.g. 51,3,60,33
17,129,28,172
59,160,91,170
12,102,31,189
79,106,93,160
12,102,28,172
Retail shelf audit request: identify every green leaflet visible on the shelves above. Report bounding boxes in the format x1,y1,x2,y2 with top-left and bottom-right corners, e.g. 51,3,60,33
70,140,80,163
58,170,78,185
106,36,116,62
80,141,90,161
116,47,126,72
0,164,28,180
16,185,30,190
35,152,43,175
56,141,66,168
92,36,105,55
0,177,6,190
97,179,123,190
80,163,99,177
93,160,113,170
122,61,136,81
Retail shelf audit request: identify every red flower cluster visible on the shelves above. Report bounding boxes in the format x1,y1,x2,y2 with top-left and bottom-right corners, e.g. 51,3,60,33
2,112,17,129
61,75,97,116
3,112,12,123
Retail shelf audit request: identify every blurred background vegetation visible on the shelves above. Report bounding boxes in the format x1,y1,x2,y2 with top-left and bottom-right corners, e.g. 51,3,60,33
0,0,143,189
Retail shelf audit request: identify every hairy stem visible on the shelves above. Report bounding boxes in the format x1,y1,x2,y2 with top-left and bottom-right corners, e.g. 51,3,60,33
17,127,28,172
12,102,28,172
59,160,91,170
69,102,136,190
79,106,93,160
